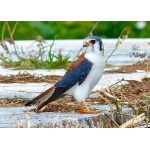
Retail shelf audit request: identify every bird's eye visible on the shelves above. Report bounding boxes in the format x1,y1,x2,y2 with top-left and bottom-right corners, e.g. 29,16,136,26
90,40,96,44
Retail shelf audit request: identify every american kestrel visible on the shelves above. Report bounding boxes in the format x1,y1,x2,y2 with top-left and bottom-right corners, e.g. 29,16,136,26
25,36,105,114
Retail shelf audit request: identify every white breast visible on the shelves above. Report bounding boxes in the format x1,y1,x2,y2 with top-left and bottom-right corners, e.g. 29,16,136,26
66,53,105,102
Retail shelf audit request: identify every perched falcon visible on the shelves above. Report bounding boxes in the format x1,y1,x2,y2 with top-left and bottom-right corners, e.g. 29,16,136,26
25,36,105,113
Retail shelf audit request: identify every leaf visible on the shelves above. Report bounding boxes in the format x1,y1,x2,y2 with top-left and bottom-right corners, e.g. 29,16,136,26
1,22,6,39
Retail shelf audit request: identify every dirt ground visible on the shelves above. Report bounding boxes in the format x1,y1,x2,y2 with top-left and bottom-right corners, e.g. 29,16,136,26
105,59,150,73
0,73,60,83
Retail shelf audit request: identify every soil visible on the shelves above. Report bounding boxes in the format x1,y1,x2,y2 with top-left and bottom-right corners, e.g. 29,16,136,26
105,59,150,74
0,73,60,83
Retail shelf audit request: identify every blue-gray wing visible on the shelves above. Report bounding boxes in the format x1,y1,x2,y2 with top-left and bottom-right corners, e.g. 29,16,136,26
55,58,93,90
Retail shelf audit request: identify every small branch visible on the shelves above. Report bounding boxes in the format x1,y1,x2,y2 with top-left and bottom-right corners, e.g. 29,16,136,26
88,21,99,36
120,113,145,128
101,90,117,99
6,21,18,39
109,78,125,88
105,113,119,128
12,21,19,37
105,27,128,62
98,94,114,114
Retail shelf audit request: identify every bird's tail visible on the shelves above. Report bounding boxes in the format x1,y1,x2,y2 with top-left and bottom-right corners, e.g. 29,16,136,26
25,86,55,107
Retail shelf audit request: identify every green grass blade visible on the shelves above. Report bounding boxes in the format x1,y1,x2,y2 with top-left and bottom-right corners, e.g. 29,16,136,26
1,22,6,39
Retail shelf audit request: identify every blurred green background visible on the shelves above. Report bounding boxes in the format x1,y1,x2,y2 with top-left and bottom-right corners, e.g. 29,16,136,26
0,21,150,40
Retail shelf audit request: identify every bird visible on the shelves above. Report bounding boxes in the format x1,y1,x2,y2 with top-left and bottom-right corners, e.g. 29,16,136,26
25,36,105,114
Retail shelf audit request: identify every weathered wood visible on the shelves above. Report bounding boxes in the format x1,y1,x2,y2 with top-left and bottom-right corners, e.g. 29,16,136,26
1,72,150,99
120,113,145,128
0,105,133,128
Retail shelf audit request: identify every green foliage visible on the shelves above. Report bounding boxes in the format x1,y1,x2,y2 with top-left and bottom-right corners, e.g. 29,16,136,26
0,38,71,69
0,21,150,40
0,21,149,70
1,22,6,39
0,22,72,69
0,48,71,70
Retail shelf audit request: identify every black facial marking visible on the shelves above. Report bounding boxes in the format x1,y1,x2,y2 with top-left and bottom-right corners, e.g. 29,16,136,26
85,36,104,51
91,39,96,44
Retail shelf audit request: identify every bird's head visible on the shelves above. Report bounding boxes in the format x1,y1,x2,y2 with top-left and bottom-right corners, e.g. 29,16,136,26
83,36,104,56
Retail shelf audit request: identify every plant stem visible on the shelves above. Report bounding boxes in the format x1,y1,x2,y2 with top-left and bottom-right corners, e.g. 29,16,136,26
105,27,128,62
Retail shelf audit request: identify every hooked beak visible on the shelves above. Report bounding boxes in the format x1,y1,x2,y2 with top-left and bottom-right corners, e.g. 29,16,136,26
83,44,87,47
83,41,90,48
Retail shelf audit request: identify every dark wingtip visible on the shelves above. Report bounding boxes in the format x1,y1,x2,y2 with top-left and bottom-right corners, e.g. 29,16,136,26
24,101,33,107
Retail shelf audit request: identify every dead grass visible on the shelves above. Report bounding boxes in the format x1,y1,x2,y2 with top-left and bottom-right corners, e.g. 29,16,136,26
105,59,150,73
0,72,61,83
0,99,28,107
1,59,150,84
0,77,149,127
0,60,150,127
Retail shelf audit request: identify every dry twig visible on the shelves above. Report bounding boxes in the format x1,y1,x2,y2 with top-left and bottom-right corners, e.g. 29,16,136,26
120,113,145,128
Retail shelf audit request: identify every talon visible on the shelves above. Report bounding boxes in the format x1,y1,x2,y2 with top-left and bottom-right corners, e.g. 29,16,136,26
76,101,100,114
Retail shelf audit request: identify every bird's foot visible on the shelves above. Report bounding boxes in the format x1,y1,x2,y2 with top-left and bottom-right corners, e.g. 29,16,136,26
76,108,100,114
76,101,100,114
